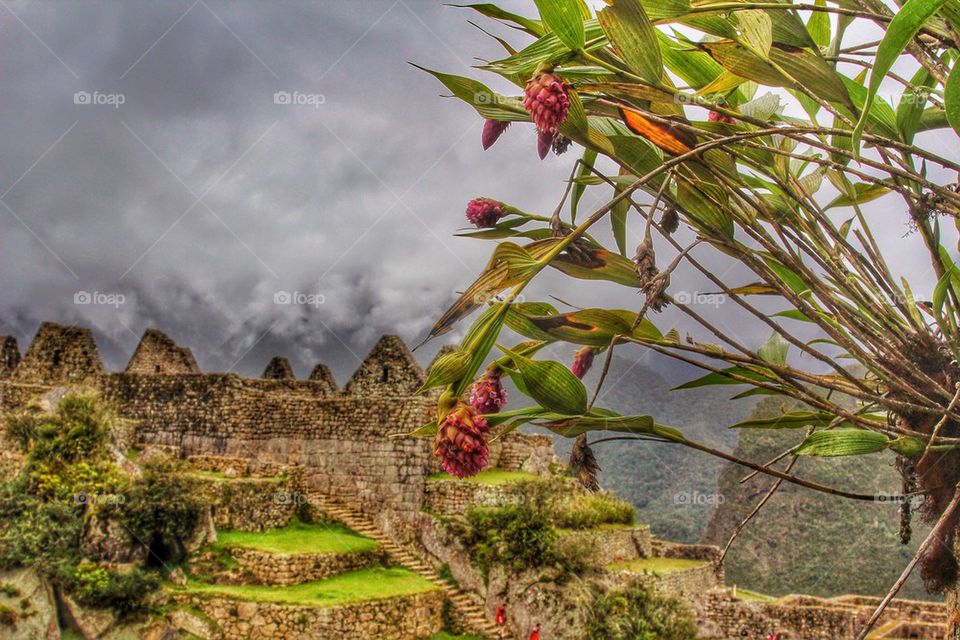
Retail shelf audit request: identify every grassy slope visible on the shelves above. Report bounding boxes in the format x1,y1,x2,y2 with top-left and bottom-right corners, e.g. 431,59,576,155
608,557,708,574
701,397,935,600
215,520,379,555
180,566,436,607
427,469,539,484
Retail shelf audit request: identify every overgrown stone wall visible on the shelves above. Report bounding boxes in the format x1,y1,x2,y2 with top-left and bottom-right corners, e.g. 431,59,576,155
173,590,445,640
229,547,387,586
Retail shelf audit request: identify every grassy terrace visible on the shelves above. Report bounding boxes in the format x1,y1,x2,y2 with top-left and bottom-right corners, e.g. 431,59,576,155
427,469,539,484
733,588,775,602
215,520,379,555
608,557,709,574
179,566,437,608
185,470,283,483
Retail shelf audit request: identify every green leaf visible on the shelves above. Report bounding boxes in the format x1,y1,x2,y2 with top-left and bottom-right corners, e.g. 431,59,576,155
806,0,830,48
736,10,773,56
504,301,560,341
795,429,892,457
527,308,634,345
452,4,546,36
414,65,530,121
503,348,589,415
946,60,960,137
897,67,933,143
541,414,672,438
674,366,772,389
732,411,839,430
534,0,586,51
824,183,892,209
597,0,663,82
757,332,789,365
853,0,948,153
417,348,472,393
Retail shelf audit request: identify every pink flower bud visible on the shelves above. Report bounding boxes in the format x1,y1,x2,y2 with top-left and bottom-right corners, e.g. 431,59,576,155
523,72,570,160
571,346,596,379
465,198,504,228
482,120,510,150
469,368,508,414
434,403,490,478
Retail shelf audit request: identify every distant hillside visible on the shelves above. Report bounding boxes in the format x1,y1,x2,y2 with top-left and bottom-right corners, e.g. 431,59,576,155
701,396,934,600
531,352,755,543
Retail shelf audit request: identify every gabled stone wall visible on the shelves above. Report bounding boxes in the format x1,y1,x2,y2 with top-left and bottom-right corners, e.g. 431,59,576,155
0,336,20,377
125,328,200,374
343,335,425,397
12,322,104,383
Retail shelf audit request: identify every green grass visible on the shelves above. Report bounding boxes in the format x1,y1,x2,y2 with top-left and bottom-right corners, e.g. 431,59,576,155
608,557,708,574
427,469,539,484
215,520,378,555
179,566,437,607
732,587,775,602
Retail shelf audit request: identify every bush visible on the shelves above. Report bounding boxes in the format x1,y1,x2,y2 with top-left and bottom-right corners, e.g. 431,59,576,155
584,578,698,640
60,561,160,614
119,458,207,565
0,485,83,573
551,491,635,530
461,505,557,576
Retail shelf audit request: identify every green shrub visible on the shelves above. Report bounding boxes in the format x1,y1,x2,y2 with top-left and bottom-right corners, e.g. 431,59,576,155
584,578,698,640
551,491,635,530
461,505,557,576
60,561,160,614
119,459,207,565
0,488,82,573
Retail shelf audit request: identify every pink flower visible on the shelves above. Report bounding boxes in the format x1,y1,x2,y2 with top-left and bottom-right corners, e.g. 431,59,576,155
466,198,504,228
708,111,736,124
434,403,490,478
482,120,510,150
571,346,596,379
470,368,508,414
523,72,570,159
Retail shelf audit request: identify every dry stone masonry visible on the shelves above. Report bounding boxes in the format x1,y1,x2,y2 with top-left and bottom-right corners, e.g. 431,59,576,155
125,328,200,374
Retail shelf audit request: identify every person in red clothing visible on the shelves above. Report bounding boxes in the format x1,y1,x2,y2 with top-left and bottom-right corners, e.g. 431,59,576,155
494,605,506,639
528,622,541,640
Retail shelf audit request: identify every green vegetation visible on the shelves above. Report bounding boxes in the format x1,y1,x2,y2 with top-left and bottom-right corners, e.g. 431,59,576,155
733,588,775,602
585,578,698,640
179,566,437,607
429,633,486,640
215,520,378,555
550,490,634,530
0,392,203,615
460,505,560,577
427,469,538,484
608,557,707,575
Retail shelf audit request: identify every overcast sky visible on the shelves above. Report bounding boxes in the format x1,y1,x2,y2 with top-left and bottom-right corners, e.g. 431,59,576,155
1,0,956,384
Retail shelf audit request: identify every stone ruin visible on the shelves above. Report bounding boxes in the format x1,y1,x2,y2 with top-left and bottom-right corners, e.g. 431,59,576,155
261,356,294,380
125,328,200,375
9,321,104,384
0,321,948,640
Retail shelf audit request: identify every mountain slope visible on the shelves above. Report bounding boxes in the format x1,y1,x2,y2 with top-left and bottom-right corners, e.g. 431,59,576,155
701,396,934,600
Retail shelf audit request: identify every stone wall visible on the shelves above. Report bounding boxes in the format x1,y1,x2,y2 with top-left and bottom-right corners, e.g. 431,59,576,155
0,337,20,377
229,547,386,586
12,322,103,384
423,480,519,515
496,433,558,474
174,590,445,640
555,526,653,565
261,357,294,380
343,335,425,397
195,476,300,532
125,328,199,374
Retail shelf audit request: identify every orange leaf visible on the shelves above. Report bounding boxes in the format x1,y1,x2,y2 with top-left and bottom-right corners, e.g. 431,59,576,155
619,106,697,156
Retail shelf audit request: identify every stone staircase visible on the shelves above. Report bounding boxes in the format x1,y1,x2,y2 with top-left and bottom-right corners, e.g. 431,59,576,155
308,493,504,640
